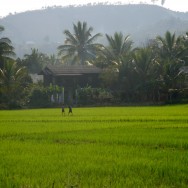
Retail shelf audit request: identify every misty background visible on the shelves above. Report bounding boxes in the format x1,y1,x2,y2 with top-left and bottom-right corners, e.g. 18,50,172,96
1,3,188,57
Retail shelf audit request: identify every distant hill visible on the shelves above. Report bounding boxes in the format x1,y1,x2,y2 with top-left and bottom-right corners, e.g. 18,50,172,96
1,4,188,58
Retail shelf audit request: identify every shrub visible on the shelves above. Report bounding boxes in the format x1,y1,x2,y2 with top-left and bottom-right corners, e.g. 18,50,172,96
77,86,113,105
28,84,51,108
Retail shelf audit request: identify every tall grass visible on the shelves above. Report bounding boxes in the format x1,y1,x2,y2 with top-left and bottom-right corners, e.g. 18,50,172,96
0,105,188,187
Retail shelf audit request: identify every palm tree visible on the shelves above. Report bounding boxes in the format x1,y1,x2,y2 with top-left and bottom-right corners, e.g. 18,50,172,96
97,32,133,90
102,32,133,68
156,31,185,89
179,32,188,65
0,26,15,69
58,21,102,65
23,48,45,73
131,47,161,101
0,60,29,107
157,31,181,58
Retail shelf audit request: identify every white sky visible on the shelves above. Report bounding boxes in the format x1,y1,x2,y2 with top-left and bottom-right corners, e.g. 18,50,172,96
0,0,188,18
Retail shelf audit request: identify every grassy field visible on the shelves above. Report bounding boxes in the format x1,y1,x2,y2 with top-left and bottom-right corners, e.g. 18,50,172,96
0,105,188,187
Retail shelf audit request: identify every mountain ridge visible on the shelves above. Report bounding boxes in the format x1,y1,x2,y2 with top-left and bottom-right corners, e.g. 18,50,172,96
1,4,188,57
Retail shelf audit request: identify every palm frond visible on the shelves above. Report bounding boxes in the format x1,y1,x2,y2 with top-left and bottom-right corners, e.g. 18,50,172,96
64,30,78,45
58,21,102,65
87,33,102,44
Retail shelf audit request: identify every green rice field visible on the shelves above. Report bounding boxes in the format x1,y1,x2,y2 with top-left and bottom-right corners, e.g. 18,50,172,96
0,105,188,187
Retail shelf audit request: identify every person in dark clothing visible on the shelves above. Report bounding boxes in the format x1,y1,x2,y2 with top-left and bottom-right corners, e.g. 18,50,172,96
68,105,73,115
62,104,65,115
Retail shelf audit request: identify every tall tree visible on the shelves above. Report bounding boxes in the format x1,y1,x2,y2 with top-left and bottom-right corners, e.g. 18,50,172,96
0,26,15,69
179,32,188,65
131,47,161,101
58,21,102,65
156,31,185,89
97,32,133,90
102,32,132,68
0,60,31,108
23,48,46,74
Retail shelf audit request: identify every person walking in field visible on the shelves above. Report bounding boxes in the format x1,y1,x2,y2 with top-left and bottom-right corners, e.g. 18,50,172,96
68,105,73,115
62,104,65,116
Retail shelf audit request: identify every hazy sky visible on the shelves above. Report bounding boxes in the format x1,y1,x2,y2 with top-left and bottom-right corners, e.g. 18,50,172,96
0,0,188,17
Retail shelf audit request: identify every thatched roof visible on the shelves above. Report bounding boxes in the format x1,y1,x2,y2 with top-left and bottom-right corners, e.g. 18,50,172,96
39,65,102,76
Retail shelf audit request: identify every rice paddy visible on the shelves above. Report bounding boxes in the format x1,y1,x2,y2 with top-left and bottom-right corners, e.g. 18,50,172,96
0,105,188,187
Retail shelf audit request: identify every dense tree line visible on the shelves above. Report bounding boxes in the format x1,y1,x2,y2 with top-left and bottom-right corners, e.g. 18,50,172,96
0,21,188,109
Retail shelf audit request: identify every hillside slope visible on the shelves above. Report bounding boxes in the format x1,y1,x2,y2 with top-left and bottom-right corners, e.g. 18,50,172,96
1,4,188,57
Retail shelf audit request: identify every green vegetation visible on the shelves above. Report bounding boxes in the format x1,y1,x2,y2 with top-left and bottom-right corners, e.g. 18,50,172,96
0,105,188,187
1,22,188,108
58,21,102,65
